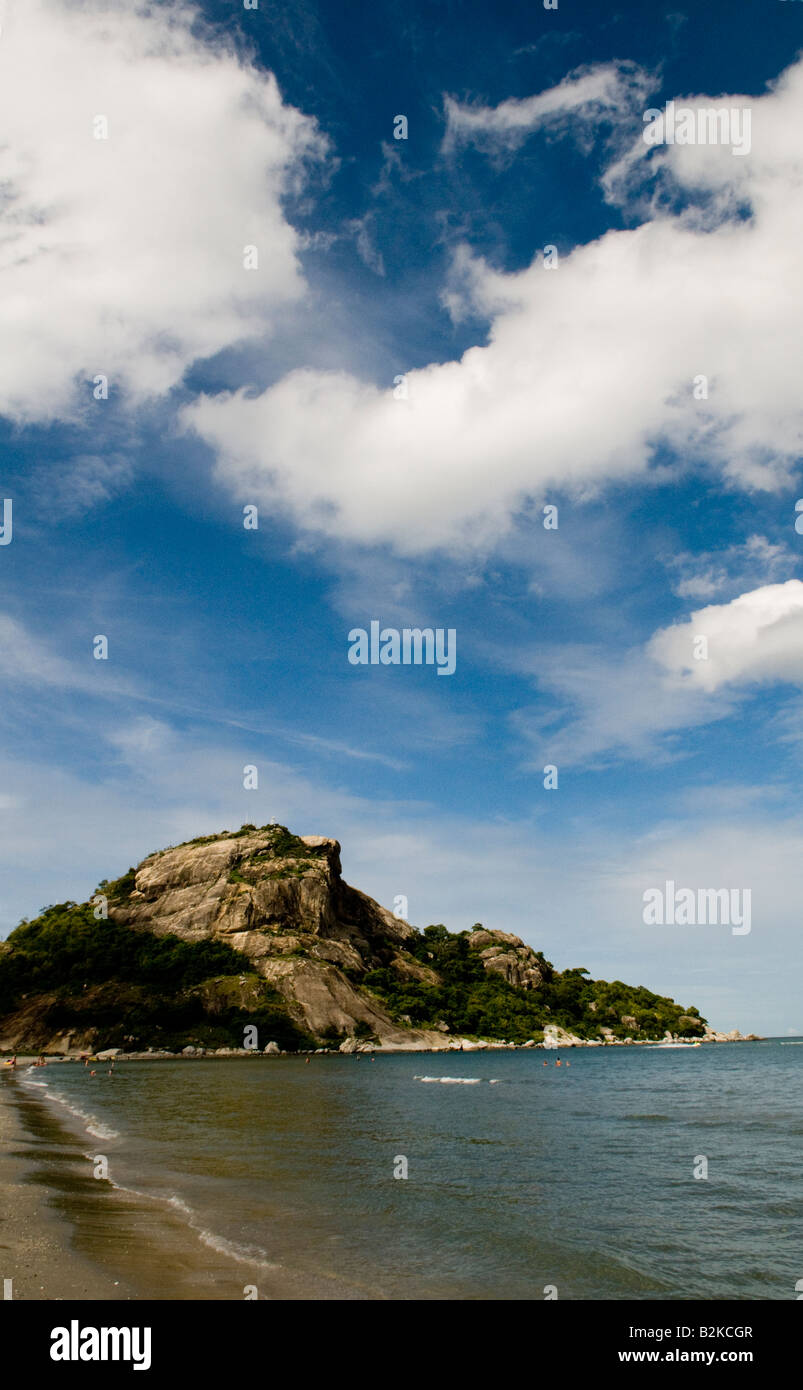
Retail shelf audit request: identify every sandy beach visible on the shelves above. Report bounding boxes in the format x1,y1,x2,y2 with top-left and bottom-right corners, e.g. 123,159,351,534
0,1071,130,1300
0,1069,279,1301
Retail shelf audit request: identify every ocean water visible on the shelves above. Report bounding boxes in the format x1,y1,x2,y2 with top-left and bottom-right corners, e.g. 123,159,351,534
17,1041,803,1300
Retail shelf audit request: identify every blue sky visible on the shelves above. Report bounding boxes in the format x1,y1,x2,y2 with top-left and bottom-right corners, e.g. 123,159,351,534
1,0,802,1034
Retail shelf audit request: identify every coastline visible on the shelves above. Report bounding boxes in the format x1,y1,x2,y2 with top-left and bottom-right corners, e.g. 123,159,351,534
0,1074,131,1300
0,1071,378,1301
0,1044,787,1303
0,1073,273,1301
0,1024,764,1067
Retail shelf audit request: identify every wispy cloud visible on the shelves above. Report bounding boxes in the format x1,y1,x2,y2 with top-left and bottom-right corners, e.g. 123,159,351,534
0,612,133,695
441,62,651,155
510,645,735,770
663,535,798,601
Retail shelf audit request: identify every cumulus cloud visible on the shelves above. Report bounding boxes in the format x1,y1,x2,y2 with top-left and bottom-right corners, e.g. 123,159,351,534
441,62,650,154
181,58,803,555
0,0,324,423
650,580,803,693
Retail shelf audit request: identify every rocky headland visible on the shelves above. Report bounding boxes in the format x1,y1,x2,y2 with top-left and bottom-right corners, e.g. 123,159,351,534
0,824,760,1054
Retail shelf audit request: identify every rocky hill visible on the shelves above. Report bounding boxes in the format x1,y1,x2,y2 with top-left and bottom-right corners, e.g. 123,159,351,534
0,823,718,1053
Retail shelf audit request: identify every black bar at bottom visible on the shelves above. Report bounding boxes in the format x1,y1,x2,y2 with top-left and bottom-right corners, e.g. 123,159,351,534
1,1298,792,1377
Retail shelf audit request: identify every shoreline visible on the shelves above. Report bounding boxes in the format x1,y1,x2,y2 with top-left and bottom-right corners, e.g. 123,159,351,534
0,1074,275,1300
1,1033,766,1066
0,1044,784,1303
0,1074,133,1300
0,1072,378,1301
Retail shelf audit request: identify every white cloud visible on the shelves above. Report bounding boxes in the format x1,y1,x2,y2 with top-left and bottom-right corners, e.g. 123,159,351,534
105,716,174,763
650,579,803,693
0,0,324,423
508,579,803,767
0,611,139,697
511,645,734,769
0,613,95,690
51,454,134,516
666,535,796,601
348,214,386,276
441,62,650,154
182,58,803,555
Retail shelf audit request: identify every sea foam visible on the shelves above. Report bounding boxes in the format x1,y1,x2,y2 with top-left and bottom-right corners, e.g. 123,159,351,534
20,1072,120,1141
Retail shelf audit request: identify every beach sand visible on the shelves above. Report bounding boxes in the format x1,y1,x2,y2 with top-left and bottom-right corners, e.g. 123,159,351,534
0,1070,279,1300
0,1071,128,1300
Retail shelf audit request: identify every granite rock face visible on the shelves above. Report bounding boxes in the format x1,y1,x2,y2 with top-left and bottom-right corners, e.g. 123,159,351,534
112,826,447,1049
1,825,734,1054
702,1026,761,1042
466,928,551,990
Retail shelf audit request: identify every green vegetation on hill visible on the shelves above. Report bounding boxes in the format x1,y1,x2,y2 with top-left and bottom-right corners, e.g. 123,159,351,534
155,823,327,860
363,924,706,1042
0,902,312,1051
0,833,708,1051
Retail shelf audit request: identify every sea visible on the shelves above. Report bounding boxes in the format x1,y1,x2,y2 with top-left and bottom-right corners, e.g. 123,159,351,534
12,1040,803,1300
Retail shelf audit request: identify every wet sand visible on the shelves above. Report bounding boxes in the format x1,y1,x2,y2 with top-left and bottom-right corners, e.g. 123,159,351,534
0,1072,277,1300
0,1072,129,1300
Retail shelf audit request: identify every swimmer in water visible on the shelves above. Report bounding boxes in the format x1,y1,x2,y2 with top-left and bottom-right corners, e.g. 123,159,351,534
555,1058,562,1067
